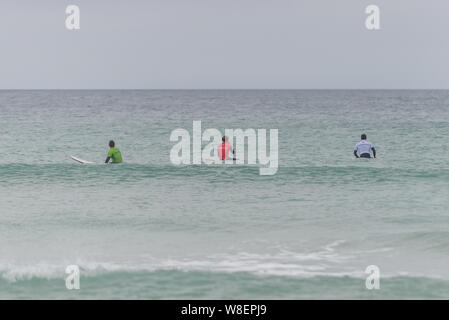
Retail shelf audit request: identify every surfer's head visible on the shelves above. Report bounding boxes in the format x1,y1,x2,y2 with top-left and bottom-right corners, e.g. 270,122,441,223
109,140,115,148
222,136,228,142
361,134,367,140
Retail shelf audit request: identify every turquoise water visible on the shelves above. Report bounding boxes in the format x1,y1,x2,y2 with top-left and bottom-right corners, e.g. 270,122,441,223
1,90,449,299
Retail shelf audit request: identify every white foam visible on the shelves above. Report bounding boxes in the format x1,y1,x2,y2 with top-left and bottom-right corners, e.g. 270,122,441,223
0,240,358,281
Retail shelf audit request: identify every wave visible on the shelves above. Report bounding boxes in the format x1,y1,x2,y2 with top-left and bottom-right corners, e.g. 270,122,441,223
1,163,449,185
1,268,448,299
387,231,449,252
0,239,447,299
0,243,352,282
0,163,261,184
0,240,444,283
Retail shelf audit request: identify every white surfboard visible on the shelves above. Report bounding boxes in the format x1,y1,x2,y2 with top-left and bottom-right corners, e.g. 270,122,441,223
70,155,95,164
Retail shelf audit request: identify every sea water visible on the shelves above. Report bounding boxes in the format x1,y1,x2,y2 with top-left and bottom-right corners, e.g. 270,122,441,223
1,90,449,299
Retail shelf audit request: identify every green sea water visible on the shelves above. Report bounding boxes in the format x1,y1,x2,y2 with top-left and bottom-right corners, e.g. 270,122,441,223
1,90,449,299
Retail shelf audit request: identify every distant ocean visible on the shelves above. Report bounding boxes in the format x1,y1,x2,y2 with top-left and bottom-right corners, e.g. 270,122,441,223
1,90,449,299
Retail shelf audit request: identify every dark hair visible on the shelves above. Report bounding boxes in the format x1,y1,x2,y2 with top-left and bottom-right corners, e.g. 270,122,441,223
222,136,227,142
109,140,115,148
361,134,367,140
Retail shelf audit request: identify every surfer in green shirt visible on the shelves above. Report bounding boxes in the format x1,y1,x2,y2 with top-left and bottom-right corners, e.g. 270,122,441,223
105,140,123,163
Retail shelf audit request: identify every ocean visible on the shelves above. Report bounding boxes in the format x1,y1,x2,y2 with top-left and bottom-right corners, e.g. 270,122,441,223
1,89,449,299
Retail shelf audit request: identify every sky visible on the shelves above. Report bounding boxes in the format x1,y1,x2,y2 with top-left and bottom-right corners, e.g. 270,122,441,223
0,0,448,89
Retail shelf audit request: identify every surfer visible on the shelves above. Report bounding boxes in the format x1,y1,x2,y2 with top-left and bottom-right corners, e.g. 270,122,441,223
105,140,123,163
354,134,376,158
218,136,236,160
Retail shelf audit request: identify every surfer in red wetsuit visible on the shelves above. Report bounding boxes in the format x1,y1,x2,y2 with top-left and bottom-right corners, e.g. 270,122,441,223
217,136,236,160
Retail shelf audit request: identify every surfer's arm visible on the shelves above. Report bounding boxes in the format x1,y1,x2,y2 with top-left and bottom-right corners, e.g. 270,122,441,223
105,157,111,163
372,147,376,158
354,150,359,158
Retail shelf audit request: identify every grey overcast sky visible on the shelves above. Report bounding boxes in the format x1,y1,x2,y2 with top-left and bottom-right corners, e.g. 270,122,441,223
0,0,448,89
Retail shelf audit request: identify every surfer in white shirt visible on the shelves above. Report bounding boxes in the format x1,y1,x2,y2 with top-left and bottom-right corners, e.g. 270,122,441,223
354,134,376,158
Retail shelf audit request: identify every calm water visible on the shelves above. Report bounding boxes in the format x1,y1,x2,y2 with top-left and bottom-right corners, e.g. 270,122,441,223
1,90,449,299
